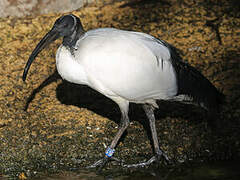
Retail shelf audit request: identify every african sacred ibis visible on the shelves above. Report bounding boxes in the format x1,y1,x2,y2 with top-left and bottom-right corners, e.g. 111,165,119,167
22,14,224,169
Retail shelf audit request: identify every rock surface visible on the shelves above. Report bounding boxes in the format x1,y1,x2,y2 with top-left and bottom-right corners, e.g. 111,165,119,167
0,0,239,178
0,0,94,17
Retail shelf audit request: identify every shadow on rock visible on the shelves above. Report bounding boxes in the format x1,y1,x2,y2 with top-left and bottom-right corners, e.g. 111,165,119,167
24,70,61,111
54,79,213,153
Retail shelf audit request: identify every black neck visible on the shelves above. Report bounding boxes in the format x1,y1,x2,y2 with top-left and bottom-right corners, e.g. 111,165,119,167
62,19,85,50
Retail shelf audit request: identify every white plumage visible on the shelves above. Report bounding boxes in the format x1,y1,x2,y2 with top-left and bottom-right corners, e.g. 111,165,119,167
56,28,177,107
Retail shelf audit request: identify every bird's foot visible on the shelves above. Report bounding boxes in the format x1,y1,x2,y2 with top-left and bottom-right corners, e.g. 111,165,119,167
123,149,171,168
86,147,123,171
86,156,123,171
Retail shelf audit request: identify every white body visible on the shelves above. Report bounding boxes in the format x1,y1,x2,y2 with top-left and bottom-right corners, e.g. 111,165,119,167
56,28,177,108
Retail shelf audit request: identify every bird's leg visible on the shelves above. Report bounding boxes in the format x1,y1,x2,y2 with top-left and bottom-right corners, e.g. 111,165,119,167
124,104,169,168
143,104,170,163
108,110,129,152
87,102,129,170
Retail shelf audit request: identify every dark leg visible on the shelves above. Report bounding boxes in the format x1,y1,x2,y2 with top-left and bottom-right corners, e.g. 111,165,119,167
124,104,169,168
87,100,130,169
109,110,129,150
142,104,169,162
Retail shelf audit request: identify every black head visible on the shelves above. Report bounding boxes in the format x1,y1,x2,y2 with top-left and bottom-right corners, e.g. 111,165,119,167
55,14,84,47
22,14,84,81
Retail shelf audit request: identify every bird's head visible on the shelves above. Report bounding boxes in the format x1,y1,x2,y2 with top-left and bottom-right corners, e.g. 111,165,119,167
22,14,84,81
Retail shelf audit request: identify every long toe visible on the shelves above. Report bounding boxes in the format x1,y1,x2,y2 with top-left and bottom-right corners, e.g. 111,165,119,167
86,156,124,171
86,156,109,170
123,151,171,168
123,156,157,168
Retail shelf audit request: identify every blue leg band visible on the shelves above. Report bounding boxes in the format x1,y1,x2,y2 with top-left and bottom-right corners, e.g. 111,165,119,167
105,147,115,158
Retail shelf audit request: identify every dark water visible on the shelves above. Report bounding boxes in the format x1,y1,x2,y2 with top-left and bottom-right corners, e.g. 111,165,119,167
32,161,240,180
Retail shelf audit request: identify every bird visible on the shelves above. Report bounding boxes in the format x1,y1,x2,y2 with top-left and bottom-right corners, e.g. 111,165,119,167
22,14,224,169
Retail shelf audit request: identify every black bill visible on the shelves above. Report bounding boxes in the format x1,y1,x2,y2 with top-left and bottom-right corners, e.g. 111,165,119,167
22,28,60,81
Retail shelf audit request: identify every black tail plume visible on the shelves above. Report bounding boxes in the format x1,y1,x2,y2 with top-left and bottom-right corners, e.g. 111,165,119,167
162,41,225,111
175,60,224,111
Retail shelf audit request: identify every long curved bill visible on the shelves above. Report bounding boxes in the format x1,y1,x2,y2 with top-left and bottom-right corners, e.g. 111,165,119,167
22,28,60,81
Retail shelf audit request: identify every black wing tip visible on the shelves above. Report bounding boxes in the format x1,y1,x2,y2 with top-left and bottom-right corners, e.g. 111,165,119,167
213,91,225,112
203,89,225,113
